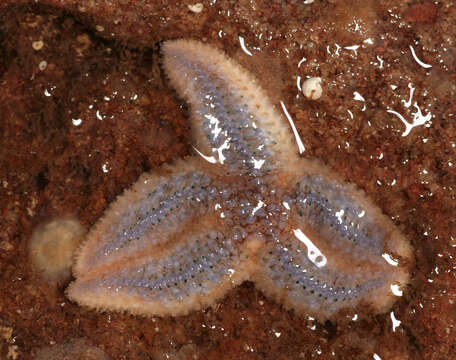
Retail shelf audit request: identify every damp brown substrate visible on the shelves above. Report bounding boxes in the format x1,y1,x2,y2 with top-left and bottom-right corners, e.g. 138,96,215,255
0,1,455,359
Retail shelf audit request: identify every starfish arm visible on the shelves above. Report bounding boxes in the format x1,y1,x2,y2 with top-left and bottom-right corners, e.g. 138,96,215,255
72,158,218,276
68,157,255,316
253,159,412,320
161,39,296,176
67,216,254,316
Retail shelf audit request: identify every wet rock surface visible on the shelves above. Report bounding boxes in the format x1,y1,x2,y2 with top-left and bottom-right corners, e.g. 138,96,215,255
0,1,455,359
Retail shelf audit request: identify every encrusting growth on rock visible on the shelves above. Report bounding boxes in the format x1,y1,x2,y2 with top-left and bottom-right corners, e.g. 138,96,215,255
29,217,86,285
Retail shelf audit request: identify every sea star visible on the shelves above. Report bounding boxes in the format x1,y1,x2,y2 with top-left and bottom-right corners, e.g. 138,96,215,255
67,39,412,320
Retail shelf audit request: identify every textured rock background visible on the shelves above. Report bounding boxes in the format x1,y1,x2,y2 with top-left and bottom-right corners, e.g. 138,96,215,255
0,0,455,359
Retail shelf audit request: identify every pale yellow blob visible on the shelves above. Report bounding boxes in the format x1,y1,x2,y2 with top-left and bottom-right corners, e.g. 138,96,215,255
29,217,86,285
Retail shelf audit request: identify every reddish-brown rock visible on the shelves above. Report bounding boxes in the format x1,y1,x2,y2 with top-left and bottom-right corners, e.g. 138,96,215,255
404,1,438,24
0,1,455,359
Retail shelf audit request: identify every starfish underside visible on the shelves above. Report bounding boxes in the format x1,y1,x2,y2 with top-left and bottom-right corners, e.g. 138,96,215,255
67,39,412,320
